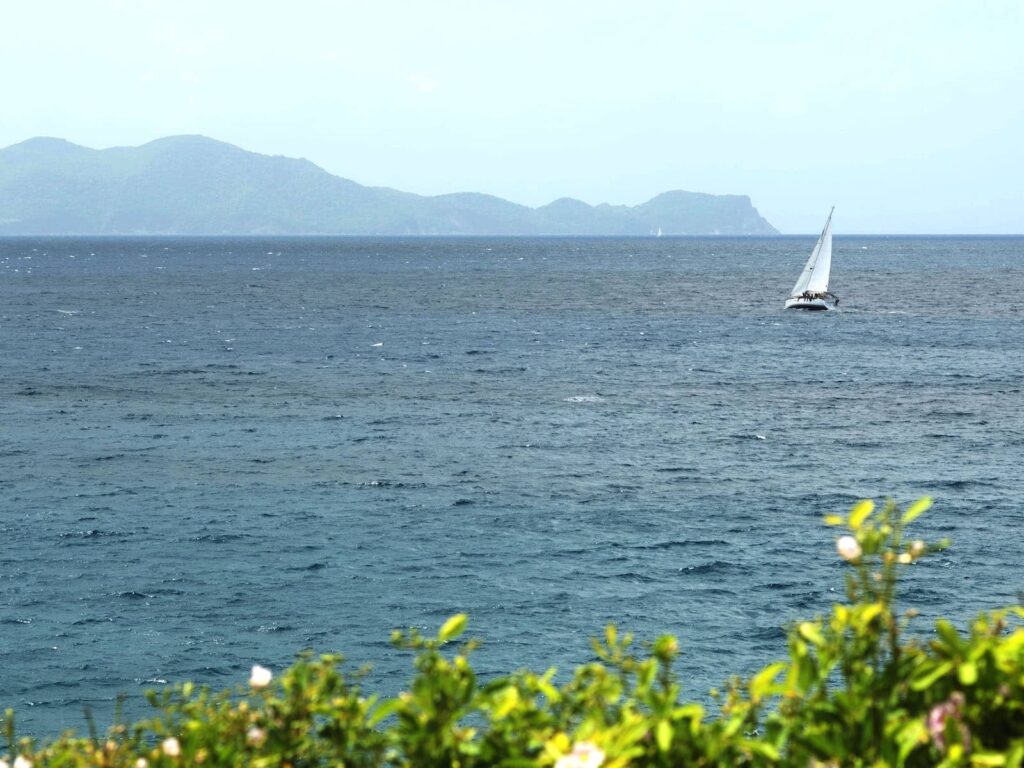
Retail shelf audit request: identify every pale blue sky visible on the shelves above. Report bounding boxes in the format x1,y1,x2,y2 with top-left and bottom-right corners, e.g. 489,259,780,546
3,0,1022,233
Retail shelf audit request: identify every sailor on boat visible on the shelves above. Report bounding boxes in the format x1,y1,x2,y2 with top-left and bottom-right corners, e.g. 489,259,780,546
800,290,839,304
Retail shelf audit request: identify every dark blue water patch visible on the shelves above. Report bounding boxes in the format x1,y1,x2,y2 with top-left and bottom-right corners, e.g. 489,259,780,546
678,562,737,575
631,539,731,551
112,591,155,600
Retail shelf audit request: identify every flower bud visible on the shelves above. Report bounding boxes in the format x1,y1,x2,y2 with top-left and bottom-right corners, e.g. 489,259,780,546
555,741,606,768
836,535,862,561
249,665,272,689
246,727,267,747
161,737,181,758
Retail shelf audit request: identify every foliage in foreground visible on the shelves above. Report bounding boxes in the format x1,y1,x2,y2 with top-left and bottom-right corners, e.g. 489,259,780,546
3,498,1023,767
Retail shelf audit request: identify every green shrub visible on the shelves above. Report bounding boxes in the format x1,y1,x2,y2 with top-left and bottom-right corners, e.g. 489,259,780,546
3,497,1022,767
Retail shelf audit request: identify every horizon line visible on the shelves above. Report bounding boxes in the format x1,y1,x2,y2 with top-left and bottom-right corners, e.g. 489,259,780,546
1,233,1022,239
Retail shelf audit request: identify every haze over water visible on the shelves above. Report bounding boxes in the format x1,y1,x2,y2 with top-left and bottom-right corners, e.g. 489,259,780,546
2,235,1023,736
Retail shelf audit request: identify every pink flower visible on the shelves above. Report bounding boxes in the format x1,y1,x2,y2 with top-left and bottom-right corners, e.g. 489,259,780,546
928,692,969,753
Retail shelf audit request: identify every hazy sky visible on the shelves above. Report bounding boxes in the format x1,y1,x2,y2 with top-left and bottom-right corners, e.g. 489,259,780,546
3,0,1022,233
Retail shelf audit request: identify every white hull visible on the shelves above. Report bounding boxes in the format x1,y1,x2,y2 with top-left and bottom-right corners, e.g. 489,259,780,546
785,295,836,311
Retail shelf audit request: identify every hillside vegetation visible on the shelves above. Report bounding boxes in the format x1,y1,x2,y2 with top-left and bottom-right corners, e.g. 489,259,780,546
0,136,777,236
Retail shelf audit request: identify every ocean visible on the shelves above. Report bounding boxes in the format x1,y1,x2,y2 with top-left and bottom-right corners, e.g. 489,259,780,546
2,235,1022,737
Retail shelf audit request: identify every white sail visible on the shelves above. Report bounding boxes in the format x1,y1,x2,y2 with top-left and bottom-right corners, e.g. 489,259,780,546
789,208,834,296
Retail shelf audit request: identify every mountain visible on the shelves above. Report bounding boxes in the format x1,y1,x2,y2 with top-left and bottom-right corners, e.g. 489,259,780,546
0,136,777,235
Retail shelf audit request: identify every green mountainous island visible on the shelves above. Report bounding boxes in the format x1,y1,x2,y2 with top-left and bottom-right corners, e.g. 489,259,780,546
0,135,777,236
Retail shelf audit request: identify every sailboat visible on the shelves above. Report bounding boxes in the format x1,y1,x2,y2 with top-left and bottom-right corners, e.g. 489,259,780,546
784,208,839,310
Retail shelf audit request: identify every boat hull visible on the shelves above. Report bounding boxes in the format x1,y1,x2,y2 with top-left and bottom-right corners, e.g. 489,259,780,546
784,296,836,311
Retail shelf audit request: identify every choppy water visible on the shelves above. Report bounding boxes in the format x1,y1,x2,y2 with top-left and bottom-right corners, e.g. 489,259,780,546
2,235,1023,736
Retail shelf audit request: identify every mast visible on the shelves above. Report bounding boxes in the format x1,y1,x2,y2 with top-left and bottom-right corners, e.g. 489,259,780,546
791,207,834,296
805,207,834,293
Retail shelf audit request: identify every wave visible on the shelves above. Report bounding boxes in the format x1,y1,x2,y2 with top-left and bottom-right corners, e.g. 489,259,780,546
678,561,735,575
924,478,1000,490
632,539,730,551
190,533,248,543
59,529,129,540
564,395,605,403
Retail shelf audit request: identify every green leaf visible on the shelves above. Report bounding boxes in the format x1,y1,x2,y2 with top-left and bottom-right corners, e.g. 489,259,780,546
849,499,875,530
740,739,781,760
910,660,954,691
958,660,978,686
492,686,520,719
438,614,468,643
971,753,1008,767
936,619,963,650
902,496,933,525
859,602,885,626
896,719,928,763
750,662,787,701
1005,742,1024,768
673,703,704,721
797,622,825,647
656,719,673,752
367,698,400,726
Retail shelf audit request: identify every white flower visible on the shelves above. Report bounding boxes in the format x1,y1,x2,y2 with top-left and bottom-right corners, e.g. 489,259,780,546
836,535,862,562
135,759,149,768
14,757,33,768
246,726,267,747
161,737,181,757
911,540,926,557
249,664,273,689
898,552,913,564
0,759,9,768
555,741,605,768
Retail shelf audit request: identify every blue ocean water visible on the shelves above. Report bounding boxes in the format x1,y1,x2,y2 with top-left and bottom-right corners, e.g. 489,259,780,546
2,235,1023,737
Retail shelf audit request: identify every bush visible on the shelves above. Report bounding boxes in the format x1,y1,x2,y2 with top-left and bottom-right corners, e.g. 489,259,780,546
3,498,1023,767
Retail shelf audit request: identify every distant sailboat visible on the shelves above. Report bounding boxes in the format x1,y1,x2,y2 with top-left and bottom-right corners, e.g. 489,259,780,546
785,208,839,310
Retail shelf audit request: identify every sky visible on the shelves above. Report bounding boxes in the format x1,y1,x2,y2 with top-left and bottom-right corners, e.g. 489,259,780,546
2,0,1022,233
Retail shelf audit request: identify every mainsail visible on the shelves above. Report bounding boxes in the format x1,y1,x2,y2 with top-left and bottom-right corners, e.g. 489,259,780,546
790,207,834,296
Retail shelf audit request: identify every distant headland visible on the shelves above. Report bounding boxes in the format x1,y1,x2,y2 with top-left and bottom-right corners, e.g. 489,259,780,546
0,136,777,236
